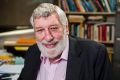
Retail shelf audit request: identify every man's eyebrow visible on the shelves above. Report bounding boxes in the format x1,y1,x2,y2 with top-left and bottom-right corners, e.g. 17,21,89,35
35,27,43,29
49,24,59,26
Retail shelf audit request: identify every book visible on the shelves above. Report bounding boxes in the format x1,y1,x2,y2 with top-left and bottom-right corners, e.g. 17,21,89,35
79,23,85,38
104,0,111,12
111,25,115,42
81,1,88,12
68,15,85,23
94,24,99,41
60,0,69,11
106,25,110,42
74,24,79,36
95,0,104,12
89,0,97,12
84,0,94,12
109,0,117,12
73,0,85,12
66,0,77,11
98,0,107,12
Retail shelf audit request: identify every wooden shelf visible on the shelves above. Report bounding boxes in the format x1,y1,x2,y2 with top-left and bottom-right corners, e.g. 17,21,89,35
65,12,116,16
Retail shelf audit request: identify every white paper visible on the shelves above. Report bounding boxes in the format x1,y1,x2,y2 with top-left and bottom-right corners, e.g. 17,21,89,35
0,64,24,74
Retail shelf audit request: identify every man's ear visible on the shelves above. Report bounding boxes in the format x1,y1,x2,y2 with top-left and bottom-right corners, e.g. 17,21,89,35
66,25,69,35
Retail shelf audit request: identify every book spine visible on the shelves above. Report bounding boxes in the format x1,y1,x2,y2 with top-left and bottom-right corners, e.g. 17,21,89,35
66,0,77,11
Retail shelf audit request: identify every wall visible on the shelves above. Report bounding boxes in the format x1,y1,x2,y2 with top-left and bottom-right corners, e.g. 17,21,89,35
0,0,54,26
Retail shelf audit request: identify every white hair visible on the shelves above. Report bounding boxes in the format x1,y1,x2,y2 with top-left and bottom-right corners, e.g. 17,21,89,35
30,3,68,27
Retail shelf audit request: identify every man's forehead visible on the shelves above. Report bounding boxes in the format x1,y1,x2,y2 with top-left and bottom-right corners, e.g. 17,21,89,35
34,12,58,19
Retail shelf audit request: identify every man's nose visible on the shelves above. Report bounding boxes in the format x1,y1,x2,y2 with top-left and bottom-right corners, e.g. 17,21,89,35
45,30,54,42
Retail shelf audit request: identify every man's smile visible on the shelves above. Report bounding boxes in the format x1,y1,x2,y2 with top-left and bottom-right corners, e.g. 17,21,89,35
42,42,58,48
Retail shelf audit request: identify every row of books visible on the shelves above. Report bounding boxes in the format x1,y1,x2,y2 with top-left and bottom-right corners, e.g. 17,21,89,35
60,0,117,12
69,22,115,43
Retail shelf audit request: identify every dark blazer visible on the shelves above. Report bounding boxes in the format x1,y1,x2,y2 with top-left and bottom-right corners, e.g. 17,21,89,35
18,37,113,80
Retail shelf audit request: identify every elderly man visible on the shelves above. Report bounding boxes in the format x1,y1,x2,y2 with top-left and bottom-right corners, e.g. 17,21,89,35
18,3,113,80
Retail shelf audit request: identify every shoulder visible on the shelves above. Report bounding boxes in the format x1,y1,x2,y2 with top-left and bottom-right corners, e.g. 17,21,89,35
70,36,106,49
27,44,40,53
28,44,38,51
24,44,41,59
69,36,107,58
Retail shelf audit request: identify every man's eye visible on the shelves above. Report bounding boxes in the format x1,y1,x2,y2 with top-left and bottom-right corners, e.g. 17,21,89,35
50,27,58,31
36,29,44,32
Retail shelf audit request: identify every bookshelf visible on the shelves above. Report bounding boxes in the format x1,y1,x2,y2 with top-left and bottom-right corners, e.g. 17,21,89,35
113,0,120,79
66,12,116,16
58,0,117,62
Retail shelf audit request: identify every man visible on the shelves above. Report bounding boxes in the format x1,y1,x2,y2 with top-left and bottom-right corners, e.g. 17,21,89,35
18,3,113,80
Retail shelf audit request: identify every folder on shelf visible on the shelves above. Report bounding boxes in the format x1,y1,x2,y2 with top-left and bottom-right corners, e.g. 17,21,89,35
68,15,85,38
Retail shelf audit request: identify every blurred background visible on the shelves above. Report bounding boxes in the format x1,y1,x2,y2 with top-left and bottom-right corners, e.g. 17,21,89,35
0,0,120,80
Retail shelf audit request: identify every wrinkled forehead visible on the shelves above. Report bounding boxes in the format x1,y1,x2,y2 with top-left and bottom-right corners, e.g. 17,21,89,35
34,12,62,25
33,13,63,27
34,12,57,19
33,10,56,18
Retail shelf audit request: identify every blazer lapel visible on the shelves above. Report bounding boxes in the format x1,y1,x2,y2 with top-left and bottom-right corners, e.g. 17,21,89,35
31,54,41,80
29,45,42,80
66,37,82,80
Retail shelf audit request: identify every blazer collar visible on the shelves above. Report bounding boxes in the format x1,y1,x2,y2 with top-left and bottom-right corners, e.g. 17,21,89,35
31,44,41,80
66,37,82,80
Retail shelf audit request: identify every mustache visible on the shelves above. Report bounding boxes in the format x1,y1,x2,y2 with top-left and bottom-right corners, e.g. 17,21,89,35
41,39,58,44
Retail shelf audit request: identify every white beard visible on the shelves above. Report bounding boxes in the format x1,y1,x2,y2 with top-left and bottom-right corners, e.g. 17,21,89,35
37,33,68,59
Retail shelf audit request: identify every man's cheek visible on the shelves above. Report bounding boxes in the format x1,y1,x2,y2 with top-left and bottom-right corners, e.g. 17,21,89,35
54,33,63,40
56,37,62,40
